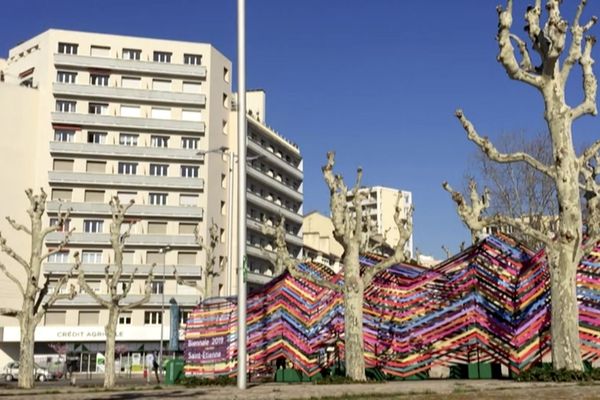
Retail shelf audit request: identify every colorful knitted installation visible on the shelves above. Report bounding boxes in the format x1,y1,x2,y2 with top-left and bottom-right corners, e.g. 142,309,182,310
184,235,600,378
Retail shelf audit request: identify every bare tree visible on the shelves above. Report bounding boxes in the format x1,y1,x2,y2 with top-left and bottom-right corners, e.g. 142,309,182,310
443,180,490,243
76,197,154,389
445,0,599,370
174,221,225,299
0,189,76,388
262,152,413,381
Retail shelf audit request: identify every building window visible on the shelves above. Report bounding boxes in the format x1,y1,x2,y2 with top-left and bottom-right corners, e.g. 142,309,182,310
90,46,110,57
182,81,201,94
79,311,99,326
147,222,167,234
81,250,102,264
84,190,104,203
223,93,228,108
118,162,137,175
180,165,199,178
83,219,104,233
86,160,106,173
56,100,76,113
51,189,72,201
119,133,138,146
181,110,201,121
149,164,168,177
53,159,74,171
149,193,167,206
47,251,69,263
223,67,230,82
118,313,132,325
151,281,164,295
117,191,136,203
49,218,71,232
82,280,101,294
45,311,66,326
150,135,169,148
181,137,198,149
180,310,191,325
177,252,196,264
152,79,171,91
87,131,107,144
90,74,109,86
122,48,141,60
179,194,198,207
184,54,202,65
151,107,171,120
178,223,196,235
121,76,141,89
88,103,108,115
153,51,171,63
144,311,162,325
120,105,140,117
58,42,78,55
57,71,77,84
222,120,228,135
54,130,75,142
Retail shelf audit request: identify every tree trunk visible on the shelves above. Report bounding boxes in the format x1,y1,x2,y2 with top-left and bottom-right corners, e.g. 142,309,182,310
103,306,119,389
204,274,212,299
342,247,366,381
18,311,35,389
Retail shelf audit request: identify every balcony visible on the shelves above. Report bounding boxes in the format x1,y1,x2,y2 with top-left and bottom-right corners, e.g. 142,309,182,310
246,217,303,247
44,263,201,277
46,201,203,219
54,294,200,307
246,192,302,225
54,53,207,79
51,112,205,134
247,140,303,180
247,167,303,203
48,171,204,190
50,141,203,162
45,232,198,247
53,83,206,107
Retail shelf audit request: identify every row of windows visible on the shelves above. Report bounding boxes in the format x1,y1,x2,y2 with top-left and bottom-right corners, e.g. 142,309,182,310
54,129,200,149
51,218,202,235
53,157,200,178
55,100,203,121
58,42,204,66
248,181,302,213
50,188,200,207
47,249,199,264
249,158,302,190
57,71,203,94
44,310,191,326
248,129,300,167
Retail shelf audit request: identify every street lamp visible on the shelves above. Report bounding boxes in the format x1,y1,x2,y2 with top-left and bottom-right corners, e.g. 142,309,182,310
158,245,171,373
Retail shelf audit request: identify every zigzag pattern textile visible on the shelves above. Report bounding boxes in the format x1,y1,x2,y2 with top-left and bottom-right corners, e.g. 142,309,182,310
184,235,600,378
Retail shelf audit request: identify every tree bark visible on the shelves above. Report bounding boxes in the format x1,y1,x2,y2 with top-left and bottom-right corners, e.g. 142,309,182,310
342,247,366,381
103,306,119,389
18,310,35,389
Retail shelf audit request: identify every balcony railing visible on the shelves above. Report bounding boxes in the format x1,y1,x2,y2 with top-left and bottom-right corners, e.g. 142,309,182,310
46,232,198,247
50,141,203,162
247,140,303,180
46,201,203,219
247,167,303,202
48,171,204,190
44,263,201,277
54,53,207,79
246,217,303,247
51,112,205,134
246,192,302,225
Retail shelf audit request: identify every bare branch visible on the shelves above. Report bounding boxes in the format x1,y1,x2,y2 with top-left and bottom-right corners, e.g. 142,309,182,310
174,266,200,291
322,152,350,245
261,216,287,276
486,214,553,247
0,308,19,318
571,36,598,121
287,261,342,293
75,253,111,308
40,228,74,262
443,180,490,243
5,217,31,235
509,34,534,72
441,245,451,258
122,265,155,310
0,232,30,274
561,0,597,82
115,267,138,302
580,140,600,167
0,262,24,296
456,110,556,179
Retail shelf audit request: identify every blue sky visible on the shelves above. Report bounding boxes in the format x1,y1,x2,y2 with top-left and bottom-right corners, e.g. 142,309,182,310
1,0,598,259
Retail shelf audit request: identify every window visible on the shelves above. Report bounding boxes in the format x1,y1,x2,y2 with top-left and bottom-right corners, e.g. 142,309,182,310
148,193,167,206
81,250,102,264
182,81,201,94
58,42,78,55
222,120,228,135
151,107,171,119
84,219,103,233
146,251,162,264
223,93,228,108
117,191,136,203
84,280,101,293
177,252,196,264
53,159,74,171
51,189,72,201
88,103,108,115
151,281,164,294
87,131,107,144
181,165,199,178
150,135,168,148
90,46,110,57
56,100,76,113
90,74,109,86
121,76,141,89
184,54,201,65
221,201,226,215
118,162,137,175
153,51,171,63
181,110,201,121
57,71,77,84
122,48,141,60
84,190,104,202
45,311,66,325
152,79,171,91
118,313,132,325
120,105,140,117
79,311,99,325
47,251,69,263
149,164,168,176
221,173,227,188
119,133,138,146
178,223,196,235
181,137,198,149
180,310,191,325
144,311,162,325
123,251,134,264
86,161,106,173
49,218,71,232
54,130,75,142
147,222,167,234
223,67,230,82
179,194,198,207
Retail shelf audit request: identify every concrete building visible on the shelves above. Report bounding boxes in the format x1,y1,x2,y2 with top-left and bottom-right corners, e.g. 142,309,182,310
302,211,343,271
0,29,302,371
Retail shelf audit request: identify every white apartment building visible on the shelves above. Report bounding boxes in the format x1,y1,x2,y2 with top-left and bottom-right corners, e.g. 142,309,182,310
0,30,303,372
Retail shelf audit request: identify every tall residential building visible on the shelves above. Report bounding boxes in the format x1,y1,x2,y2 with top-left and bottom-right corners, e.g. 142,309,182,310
302,211,343,271
0,30,302,371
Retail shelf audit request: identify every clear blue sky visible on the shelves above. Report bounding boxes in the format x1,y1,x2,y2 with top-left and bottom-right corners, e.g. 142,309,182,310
1,0,598,259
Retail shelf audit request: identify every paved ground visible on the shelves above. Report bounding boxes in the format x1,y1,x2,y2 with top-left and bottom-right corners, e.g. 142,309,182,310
1,379,600,400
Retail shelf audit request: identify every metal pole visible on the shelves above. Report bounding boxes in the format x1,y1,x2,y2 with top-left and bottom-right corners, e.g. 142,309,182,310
159,246,169,375
237,0,247,390
226,151,235,296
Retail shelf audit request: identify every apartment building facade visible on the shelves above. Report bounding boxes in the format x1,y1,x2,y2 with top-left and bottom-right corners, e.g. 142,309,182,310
0,30,302,371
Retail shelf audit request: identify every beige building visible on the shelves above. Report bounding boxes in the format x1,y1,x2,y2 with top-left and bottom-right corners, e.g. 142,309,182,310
0,29,302,371
302,211,343,271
